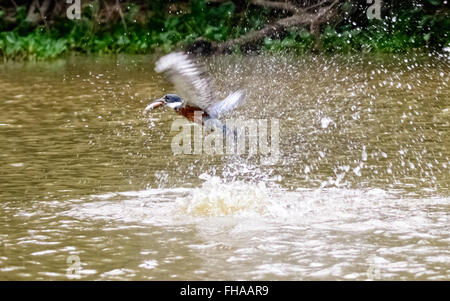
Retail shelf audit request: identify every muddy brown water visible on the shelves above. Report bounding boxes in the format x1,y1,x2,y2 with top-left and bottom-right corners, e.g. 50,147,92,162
0,53,448,280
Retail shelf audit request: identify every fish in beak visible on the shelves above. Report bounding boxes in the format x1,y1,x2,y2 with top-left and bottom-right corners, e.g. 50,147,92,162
143,98,166,115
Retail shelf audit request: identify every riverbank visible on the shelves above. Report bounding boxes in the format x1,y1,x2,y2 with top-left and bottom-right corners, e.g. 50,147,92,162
0,0,449,61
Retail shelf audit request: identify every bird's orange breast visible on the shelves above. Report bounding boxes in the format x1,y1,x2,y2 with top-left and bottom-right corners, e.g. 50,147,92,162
177,105,209,124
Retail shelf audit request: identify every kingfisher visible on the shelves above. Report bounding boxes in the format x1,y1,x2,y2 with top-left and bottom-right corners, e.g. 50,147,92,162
143,52,245,126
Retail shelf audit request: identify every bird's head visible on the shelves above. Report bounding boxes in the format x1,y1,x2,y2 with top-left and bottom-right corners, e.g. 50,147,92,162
143,94,182,115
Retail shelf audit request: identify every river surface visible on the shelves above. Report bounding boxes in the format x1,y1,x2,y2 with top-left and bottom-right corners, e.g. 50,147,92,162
0,53,448,280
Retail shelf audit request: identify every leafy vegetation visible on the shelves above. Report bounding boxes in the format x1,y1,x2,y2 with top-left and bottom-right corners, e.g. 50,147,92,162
0,0,448,60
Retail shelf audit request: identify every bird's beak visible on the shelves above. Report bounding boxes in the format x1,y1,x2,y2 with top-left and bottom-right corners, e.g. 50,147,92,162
143,98,166,115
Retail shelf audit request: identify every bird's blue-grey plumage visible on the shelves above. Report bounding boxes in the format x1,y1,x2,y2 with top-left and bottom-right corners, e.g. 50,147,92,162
154,52,245,119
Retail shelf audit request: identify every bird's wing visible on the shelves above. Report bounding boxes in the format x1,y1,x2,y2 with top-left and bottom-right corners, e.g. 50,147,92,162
208,90,246,119
155,52,217,112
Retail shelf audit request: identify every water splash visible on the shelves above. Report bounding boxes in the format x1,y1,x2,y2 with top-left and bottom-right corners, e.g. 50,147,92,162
176,174,271,217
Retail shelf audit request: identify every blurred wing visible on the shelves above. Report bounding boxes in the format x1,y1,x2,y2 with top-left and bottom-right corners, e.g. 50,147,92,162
208,90,246,119
155,52,216,112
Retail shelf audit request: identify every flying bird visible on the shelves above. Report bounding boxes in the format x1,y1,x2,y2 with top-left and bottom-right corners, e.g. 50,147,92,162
144,52,245,125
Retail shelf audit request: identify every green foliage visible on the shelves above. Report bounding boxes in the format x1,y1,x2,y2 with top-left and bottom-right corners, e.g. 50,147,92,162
0,0,236,60
0,0,448,60
266,7,449,55
0,30,67,61
230,5,271,39
263,29,314,54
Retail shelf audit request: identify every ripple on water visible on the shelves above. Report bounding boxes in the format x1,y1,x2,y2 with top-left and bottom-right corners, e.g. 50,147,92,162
50,174,450,280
